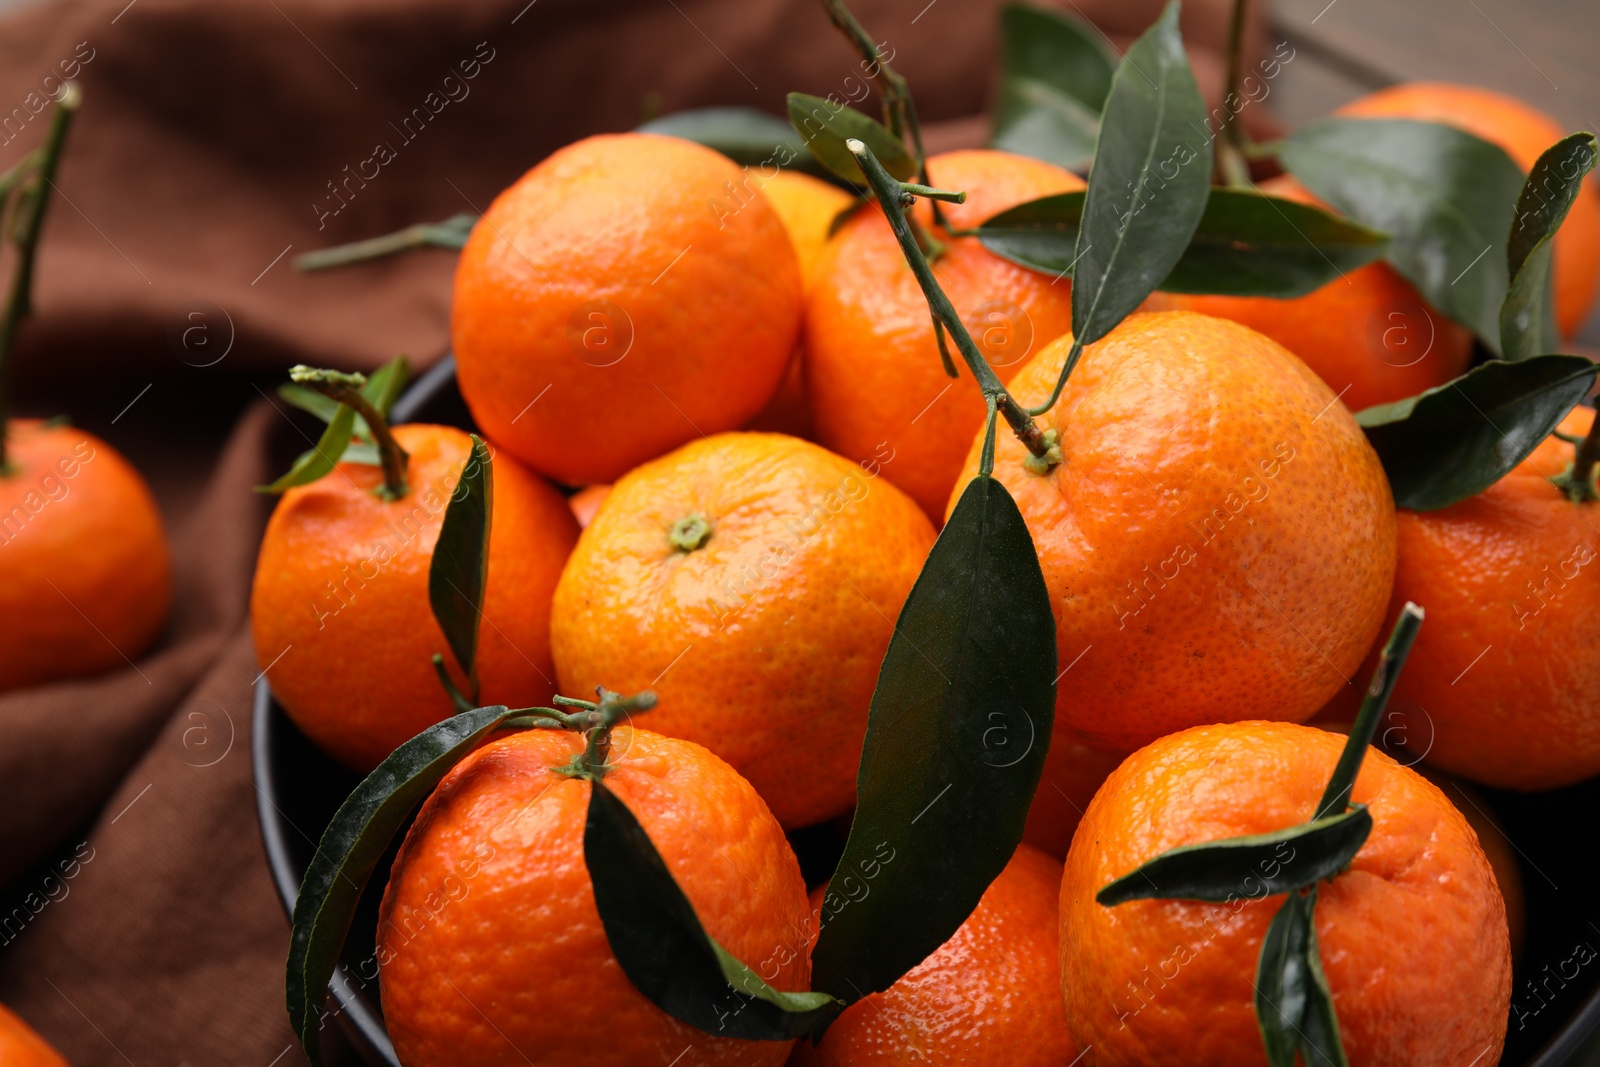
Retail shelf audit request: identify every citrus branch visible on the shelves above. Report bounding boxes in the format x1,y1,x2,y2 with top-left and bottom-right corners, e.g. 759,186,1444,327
1216,0,1253,187
0,82,80,474
289,365,411,500
847,139,1056,474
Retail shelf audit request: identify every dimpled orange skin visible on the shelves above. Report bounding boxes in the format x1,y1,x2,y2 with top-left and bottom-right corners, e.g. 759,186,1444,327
1337,82,1600,338
0,1003,68,1067
1021,736,1122,859
251,424,578,770
1061,721,1510,1067
379,727,810,1067
451,133,802,486
0,420,170,692
806,150,1083,521
949,313,1397,754
1377,406,1600,789
790,845,1078,1066
550,432,935,829
1172,176,1473,414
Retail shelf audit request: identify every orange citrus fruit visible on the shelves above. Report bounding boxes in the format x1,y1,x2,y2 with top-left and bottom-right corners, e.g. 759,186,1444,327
791,844,1078,1065
1060,720,1511,1066
378,725,811,1067
1021,735,1122,859
0,419,170,692
550,431,934,828
1374,406,1600,789
251,424,578,769
567,482,610,529
0,1003,68,1067
747,169,855,439
1171,175,1474,413
1337,82,1600,337
950,312,1397,754
806,149,1083,520
451,132,803,486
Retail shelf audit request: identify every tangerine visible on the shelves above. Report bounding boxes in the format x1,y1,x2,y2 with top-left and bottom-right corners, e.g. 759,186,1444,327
451,133,802,486
1020,735,1121,860
806,149,1083,520
1336,82,1600,338
1060,720,1510,1066
790,845,1078,1065
0,419,170,692
0,1003,68,1067
549,431,935,828
1377,406,1600,789
949,312,1397,754
251,423,577,770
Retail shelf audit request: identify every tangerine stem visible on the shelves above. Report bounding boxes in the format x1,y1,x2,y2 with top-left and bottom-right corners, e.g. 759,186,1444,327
0,82,79,474
847,139,1053,464
289,365,411,500
1552,409,1600,503
1216,0,1253,187
295,213,476,272
1315,602,1424,819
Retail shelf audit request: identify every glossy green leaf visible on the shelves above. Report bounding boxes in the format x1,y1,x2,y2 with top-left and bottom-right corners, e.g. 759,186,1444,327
1502,133,1598,359
1097,805,1371,906
1299,917,1350,1067
1278,117,1526,352
255,402,355,494
1255,888,1316,1067
1355,355,1599,510
428,434,493,687
989,3,1114,171
979,187,1388,297
810,474,1055,1001
286,704,515,1064
786,92,916,185
584,780,842,1040
1070,1,1212,347
637,106,832,180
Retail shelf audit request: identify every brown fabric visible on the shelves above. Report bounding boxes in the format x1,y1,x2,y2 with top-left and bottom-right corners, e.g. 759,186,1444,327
0,0,1272,1062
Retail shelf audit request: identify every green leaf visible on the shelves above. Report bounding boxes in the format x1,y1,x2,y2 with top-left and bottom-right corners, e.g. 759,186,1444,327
584,780,842,1040
1355,355,1599,510
286,704,516,1064
277,383,342,424
1317,604,1424,818
786,92,917,186
979,187,1389,298
1070,0,1212,347
428,434,493,687
360,355,410,420
1278,117,1527,353
255,402,356,494
1097,805,1372,906
810,474,1056,1002
989,3,1114,171
1255,888,1315,1067
637,106,833,181
1299,914,1350,1067
1502,133,1598,359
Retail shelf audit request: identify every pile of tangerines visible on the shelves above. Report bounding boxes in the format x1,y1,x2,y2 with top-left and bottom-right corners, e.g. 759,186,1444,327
8,1,1600,1065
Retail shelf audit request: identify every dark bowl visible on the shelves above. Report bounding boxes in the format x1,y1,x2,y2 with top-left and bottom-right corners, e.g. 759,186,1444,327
254,357,1600,1066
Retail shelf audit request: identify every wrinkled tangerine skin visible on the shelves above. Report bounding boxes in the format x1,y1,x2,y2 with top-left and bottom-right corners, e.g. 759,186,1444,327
950,313,1397,754
1061,721,1511,1067
379,727,810,1067
251,424,578,770
0,420,171,693
0,1003,69,1067
550,432,935,828
791,845,1078,1066
451,132,802,486
1171,176,1473,414
807,149,1084,521
1337,82,1600,338
1381,407,1600,789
